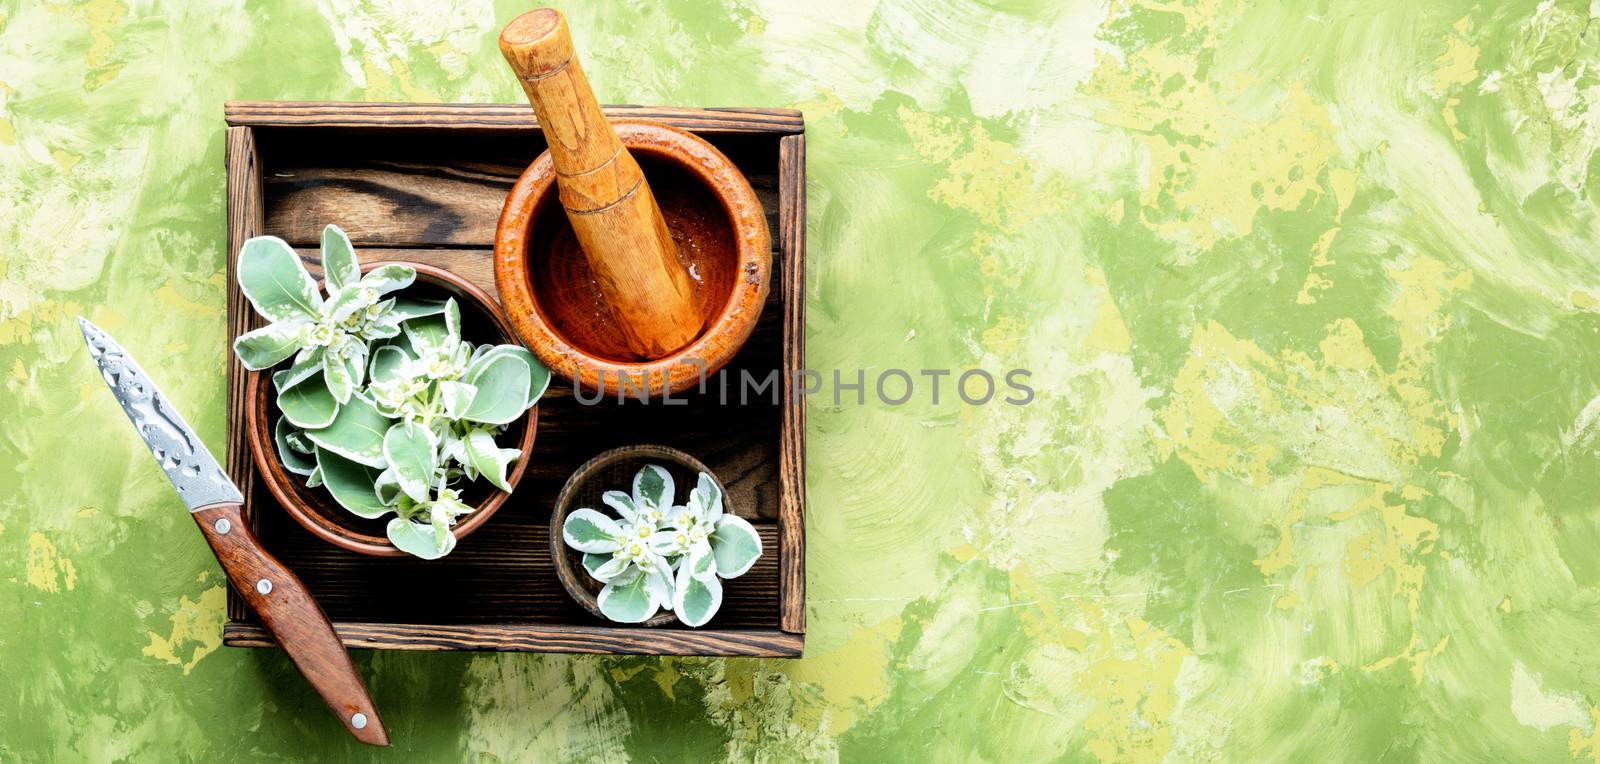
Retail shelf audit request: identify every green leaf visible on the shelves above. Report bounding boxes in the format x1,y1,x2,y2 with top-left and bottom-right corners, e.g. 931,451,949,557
444,297,461,340
692,472,723,521
438,380,477,419
272,349,325,393
562,508,623,553
283,429,314,454
374,468,403,506
368,345,410,384
597,571,660,623
582,552,619,580
274,418,317,476
237,236,321,322
305,466,323,489
386,517,455,560
305,394,391,468
633,464,673,511
460,353,531,425
389,298,447,321
601,490,640,523
383,421,437,504
710,515,763,579
320,225,359,291
403,313,449,352
359,264,416,296
686,541,717,582
315,448,390,519
673,564,722,627
468,345,551,409
323,352,354,404
462,429,518,491
233,321,306,370
276,372,338,429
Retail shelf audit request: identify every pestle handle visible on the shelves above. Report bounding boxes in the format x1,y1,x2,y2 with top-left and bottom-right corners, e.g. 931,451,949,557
500,9,703,358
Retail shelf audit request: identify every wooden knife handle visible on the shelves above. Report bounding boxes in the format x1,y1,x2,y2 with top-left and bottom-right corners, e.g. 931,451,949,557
192,503,389,747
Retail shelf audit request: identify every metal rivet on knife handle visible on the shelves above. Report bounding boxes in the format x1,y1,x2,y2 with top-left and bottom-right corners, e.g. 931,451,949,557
351,713,368,729
256,578,272,595
214,518,231,534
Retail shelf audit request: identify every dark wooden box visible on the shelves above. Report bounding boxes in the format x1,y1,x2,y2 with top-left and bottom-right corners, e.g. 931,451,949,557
221,102,805,657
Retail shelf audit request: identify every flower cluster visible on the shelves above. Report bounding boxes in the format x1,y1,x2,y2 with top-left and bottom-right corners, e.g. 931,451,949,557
562,465,762,626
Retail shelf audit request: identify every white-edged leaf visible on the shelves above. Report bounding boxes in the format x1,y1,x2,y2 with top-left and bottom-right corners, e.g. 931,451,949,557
320,225,360,291
305,394,391,467
274,418,317,476
439,380,477,419
467,345,550,408
403,313,449,352
368,345,410,384
562,508,623,553
389,298,447,321
315,447,390,519
272,348,325,393
386,517,455,560
444,297,461,339
233,320,306,370
283,429,314,455
460,353,531,424
687,541,717,582
305,466,323,488
374,468,403,506
692,471,723,521
359,264,416,296
324,352,354,404
462,429,517,491
237,235,321,322
276,372,338,429
383,421,437,503
633,464,673,511
644,565,674,612
710,515,763,579
597,571,660,623
601,490,640,523
673,564,723,627
590,555,631,583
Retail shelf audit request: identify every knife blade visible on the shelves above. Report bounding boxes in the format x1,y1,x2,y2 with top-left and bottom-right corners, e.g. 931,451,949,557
79,317,389,747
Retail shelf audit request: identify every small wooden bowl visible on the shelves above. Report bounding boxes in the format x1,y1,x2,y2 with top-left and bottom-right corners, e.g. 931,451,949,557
245,262,539,557
550,444,727,627
495,121,771,397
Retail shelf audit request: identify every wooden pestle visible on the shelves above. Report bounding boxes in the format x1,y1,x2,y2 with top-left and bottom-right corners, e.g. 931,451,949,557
499,9,704,359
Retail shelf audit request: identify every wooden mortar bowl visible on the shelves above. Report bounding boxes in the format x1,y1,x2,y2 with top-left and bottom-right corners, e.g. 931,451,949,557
495,122,771,397
246,262,539,557
550,444,728,627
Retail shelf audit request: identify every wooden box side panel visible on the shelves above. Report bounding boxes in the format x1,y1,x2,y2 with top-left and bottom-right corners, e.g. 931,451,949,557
778,134,806,634
224,125,263,624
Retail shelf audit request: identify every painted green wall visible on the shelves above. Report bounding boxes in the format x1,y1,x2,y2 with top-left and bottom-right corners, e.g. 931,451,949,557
5,0,1600,760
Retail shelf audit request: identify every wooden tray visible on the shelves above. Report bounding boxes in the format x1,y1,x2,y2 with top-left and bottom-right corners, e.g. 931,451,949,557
220,101,806,657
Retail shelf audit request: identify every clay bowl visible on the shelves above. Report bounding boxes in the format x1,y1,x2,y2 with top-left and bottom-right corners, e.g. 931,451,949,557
245,262,539,557
550,444,727,627
495,121,771,397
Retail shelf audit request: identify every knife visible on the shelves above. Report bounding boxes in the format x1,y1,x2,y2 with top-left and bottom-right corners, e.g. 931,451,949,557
78,317,389,747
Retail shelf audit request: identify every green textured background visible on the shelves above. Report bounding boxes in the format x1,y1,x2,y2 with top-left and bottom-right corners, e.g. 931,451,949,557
5,0,1600,760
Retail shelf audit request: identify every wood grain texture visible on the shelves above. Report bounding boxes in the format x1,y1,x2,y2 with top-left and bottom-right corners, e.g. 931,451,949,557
225,101,804,135
223,102,804,657
194,504,387,746
779,134,807,634
223,622,804,657
224,126,264,625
